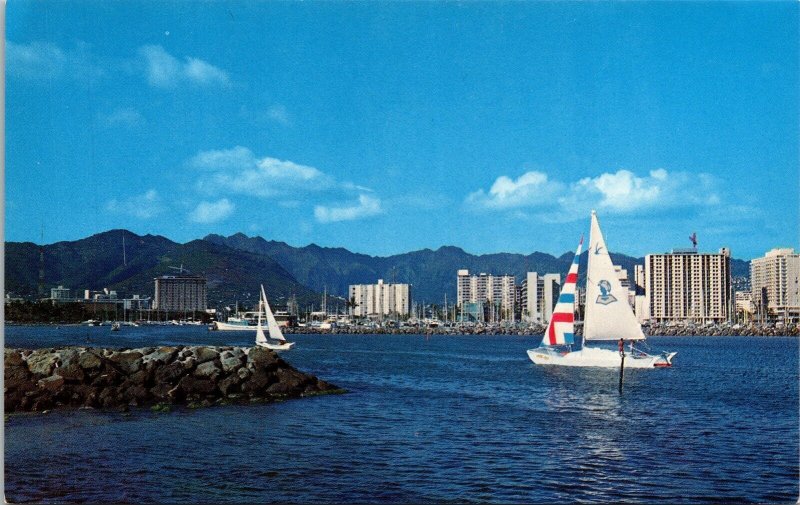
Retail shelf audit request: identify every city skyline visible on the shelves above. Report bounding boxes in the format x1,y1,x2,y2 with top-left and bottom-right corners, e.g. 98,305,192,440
7,2,798,260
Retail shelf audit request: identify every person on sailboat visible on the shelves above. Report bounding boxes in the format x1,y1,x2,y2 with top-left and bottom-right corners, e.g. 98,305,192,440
618,338,624,357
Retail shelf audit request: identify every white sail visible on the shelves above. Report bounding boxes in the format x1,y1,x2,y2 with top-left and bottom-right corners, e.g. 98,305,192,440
261,285,287,342
255,299,268,345
584,211,645,342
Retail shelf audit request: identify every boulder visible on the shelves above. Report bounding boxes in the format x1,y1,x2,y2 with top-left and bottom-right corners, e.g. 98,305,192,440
221,355,243,373
247,346,277,368
191,347,219,364
107,351,143,375
5,349,24,366
57,348,82,368
217,374,241,395
177,375,216,396
56,363,85,382
37,375,65,392
154,361,186,384
194,361,221,380
26,350,60,376
142,346,178,365
78,351,103,370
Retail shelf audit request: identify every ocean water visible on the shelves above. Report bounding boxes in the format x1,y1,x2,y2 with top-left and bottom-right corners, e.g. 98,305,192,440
5,326,799,503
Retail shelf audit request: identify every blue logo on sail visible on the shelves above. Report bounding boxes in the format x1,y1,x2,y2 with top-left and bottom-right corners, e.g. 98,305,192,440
596,280,617,305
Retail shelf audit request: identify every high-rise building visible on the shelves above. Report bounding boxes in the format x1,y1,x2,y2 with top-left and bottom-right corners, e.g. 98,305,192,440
520,272,561,323
750,248,800,323
50,285,71,301
153,275,207,312
349,280,411,318
644,247,732,324
456,270,516,322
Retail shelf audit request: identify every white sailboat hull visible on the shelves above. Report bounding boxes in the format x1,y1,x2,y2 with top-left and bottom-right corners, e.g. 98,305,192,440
212,321,257,331
256,341,295,351
527,346,676,369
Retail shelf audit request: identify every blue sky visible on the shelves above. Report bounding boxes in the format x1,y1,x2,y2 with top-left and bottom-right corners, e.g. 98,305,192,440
6,1,798,260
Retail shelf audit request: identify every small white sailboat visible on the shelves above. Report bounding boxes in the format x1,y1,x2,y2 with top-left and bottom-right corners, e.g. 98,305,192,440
255,284,295,351
528,211,676,368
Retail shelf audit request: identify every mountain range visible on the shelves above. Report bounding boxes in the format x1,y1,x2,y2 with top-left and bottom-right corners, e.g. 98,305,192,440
5,230,751,310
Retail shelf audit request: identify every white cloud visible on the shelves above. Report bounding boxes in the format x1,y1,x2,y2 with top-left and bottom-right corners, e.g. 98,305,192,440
138,45,230,88
565,169,720,214
466,168,721,219
188,199,234,223
7,40,103,81
105,189,165,219
314,194,383,223
466,171,564,209
101,107,145,128
189,146,334,198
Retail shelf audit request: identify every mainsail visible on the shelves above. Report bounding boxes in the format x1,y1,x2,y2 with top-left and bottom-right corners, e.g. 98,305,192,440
584,211,645,341
541,237,583,347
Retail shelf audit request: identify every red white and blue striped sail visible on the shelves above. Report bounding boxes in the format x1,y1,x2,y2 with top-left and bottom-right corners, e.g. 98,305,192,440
541,237,583,347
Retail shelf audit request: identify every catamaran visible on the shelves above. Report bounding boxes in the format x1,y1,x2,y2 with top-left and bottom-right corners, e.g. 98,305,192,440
255,284,295,351
528,211,676,368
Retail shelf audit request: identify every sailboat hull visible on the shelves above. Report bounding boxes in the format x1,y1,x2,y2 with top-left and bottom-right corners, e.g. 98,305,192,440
527,347,676,369
256,341,295,351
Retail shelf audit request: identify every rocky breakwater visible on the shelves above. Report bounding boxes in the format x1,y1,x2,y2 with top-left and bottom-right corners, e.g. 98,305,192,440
5,346,341,413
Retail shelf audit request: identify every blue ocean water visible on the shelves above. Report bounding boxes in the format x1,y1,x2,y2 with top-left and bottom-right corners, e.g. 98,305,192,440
4,326,799,503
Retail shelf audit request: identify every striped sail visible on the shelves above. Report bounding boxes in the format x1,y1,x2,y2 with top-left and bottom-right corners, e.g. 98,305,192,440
541,237,583,347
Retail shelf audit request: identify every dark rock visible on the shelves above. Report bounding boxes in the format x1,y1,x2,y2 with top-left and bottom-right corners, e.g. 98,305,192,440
38,375,65,392
194,361,221,380
55,363,85,382
143,346,178,364
154,361,185,384
26,350,59,376
107,351,143,375
5,349,24,367
78,351,103,370
241,369,272,393
217,374,241,395
221,355,243,373
177,376,216,396
192,346,219,364
247,346,277,368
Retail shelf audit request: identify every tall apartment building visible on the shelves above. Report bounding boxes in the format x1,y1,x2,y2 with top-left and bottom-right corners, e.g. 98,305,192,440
750,248,800,323
519,272,561,323
349,280,411,318
644,247,732,324
153,275,207,312
456,270,516,321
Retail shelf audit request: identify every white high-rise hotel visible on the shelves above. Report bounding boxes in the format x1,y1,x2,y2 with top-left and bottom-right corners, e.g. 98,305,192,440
348,280,411,318
750,248,800,322
456,270,517,320
457,270,562,323
644,247,732,324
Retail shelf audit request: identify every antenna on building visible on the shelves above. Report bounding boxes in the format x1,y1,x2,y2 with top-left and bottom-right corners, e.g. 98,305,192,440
168,264,189,274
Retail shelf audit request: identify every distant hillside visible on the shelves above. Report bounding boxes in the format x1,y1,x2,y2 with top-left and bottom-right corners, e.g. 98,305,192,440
5,230,318,310
204,233,649,301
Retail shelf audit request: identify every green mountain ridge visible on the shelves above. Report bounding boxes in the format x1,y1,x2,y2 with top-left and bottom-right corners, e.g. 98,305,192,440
5,229,752,308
